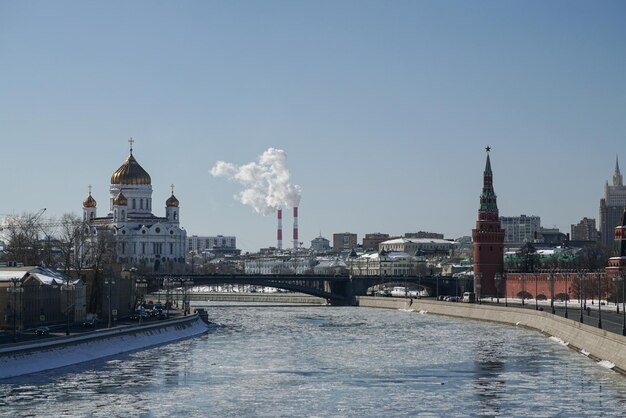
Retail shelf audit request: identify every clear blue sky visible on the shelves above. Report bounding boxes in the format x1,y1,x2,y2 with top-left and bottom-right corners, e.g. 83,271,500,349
1,1,625,252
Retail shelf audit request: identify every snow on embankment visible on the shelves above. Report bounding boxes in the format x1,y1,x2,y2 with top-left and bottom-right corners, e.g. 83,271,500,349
0,314,215,380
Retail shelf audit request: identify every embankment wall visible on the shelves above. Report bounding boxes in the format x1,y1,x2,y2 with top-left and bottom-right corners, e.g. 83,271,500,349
0,314,211,379
358,297,626,375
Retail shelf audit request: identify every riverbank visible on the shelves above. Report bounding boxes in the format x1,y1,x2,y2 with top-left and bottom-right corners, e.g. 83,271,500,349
358,296,626,375
0,313,215,380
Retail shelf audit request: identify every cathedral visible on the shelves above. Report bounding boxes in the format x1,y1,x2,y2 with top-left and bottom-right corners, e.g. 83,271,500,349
81,141,187,272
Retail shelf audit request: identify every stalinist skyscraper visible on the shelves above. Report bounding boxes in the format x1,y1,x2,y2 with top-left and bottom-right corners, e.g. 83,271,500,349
600,156,626,247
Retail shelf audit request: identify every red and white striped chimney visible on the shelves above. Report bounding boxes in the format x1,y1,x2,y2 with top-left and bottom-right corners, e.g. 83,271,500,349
277,208,283,250
293,206,299,249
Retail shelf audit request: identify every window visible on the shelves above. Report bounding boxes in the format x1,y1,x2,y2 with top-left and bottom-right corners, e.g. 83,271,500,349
140,199,144,209
133,199,136,209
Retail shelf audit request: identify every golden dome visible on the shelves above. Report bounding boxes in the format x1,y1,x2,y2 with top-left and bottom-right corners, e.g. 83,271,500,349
113,191,128,206
166,193,180,207
110,152,151,185
83,192,97,208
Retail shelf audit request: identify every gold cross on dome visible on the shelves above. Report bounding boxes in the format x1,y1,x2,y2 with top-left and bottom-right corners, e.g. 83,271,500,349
88,184,92,195
129,137,134,153
171,184,175,195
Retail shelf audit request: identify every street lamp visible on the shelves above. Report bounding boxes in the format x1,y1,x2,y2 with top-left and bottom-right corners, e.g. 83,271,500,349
578,270,586,324
504,271,508,307
7,277,23,343
613,273,626,336
135,278,147,324
519,274,526,307
475,272,482,304
597,272,603,329
564,271,569,319
163,277,175,319
534,272,539,311
494,273,502,304
548,271,556,315
183,279,194,315
104,278,115,328
61,277,75,336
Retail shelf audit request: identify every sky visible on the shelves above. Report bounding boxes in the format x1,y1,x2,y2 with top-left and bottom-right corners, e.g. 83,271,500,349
1,1,625,252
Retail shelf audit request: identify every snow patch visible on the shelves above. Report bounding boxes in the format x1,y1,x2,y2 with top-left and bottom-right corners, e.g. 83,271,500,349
549,336,569,346
598,360,616,370
581,349,590,357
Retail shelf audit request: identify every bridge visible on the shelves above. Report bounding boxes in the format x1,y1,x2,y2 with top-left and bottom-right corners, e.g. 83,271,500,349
143,273,474,305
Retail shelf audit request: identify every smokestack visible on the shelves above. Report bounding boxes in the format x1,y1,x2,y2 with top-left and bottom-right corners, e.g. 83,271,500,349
293,206,299,249
277,208,283,250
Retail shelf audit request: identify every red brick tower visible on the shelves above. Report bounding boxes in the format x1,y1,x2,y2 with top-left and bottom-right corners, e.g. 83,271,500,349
606,206,626,279
472,147,505,297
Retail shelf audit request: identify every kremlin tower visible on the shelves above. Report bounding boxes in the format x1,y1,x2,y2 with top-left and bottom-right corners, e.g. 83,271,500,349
606,205,626,279
472,147,505,297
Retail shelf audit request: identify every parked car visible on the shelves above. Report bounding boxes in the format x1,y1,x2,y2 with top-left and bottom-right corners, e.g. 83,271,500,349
35,326,50,335
82,319,96,328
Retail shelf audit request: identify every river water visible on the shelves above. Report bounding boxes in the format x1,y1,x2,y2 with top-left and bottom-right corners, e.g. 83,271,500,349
1,304,626,417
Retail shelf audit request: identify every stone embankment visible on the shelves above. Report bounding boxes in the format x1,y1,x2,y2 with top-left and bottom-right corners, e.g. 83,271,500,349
189,292,326,304
0,313,214,380
358,296,626,375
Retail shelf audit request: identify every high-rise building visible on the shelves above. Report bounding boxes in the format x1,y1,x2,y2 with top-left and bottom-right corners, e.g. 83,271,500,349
472,148,505,297
499,215,541,244
333,233,357,252
600,156,626,247
571,218,599,242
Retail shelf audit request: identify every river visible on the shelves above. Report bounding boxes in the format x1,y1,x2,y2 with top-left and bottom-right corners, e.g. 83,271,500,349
1,304,626,417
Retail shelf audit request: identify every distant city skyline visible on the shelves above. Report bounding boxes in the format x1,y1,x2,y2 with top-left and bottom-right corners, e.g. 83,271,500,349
1,1,625,252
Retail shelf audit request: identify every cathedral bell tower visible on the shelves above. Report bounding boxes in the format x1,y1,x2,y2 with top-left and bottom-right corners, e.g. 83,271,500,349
472,147,505,298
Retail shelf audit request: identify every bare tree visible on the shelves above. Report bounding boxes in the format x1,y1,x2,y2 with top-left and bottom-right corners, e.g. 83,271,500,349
1,212,51,266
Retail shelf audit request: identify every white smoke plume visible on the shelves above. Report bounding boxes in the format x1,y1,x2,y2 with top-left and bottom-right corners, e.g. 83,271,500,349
211,148,302,215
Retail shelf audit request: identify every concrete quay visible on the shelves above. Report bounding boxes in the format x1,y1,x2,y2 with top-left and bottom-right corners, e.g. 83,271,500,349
358,296,626,375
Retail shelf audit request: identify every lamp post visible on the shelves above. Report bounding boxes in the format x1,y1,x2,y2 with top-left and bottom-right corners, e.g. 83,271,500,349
548,271,555,315
520,274,526,307
183,279,194,315
494,273,502,304
564,272,569,319
135,278,147,324
163,277,174,319
475,272,482,304
612,273,625,336
104,278,115,328
61,277,75,336
504,271,508,307
578,270,586,324
597,272,603,329
534,272,539,311
7,277,23,343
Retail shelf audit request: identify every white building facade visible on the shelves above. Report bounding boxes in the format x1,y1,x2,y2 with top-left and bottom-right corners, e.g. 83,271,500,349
379,238,455,255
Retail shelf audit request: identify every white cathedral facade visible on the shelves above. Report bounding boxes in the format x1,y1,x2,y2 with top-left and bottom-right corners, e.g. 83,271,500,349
81,144,187,272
